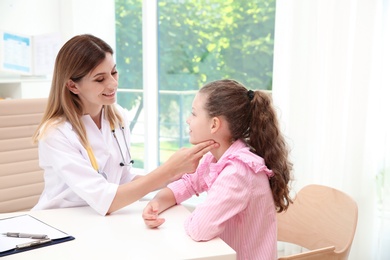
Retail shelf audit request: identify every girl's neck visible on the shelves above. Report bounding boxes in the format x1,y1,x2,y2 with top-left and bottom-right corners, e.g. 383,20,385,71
210,139,232,161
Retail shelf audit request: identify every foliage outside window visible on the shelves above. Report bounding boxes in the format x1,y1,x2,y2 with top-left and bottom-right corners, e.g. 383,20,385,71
115,0,276,167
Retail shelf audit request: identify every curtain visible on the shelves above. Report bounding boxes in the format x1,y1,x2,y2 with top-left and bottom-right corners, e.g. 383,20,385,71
272,0,390,259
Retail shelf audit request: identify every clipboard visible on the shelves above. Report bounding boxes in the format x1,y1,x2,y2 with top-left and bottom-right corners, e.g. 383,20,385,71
0,214,75,257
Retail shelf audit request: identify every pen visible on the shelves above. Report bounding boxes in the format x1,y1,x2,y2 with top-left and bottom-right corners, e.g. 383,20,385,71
2,232,48,239
16,238,52,249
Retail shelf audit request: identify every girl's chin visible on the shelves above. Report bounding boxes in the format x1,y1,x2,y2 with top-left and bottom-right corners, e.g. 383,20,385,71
190,139,207,145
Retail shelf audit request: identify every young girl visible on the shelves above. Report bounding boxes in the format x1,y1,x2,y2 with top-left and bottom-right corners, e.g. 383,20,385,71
142,79,293,260
31,34,217,216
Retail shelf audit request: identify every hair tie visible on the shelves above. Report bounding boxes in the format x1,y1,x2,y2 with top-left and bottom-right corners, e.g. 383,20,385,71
247,90,254,101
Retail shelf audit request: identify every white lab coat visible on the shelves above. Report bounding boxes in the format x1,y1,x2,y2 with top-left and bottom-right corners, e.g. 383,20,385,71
32,105,136,215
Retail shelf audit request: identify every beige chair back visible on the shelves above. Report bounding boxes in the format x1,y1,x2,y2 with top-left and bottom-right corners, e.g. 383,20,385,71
277,184,358,260
0,98,47,213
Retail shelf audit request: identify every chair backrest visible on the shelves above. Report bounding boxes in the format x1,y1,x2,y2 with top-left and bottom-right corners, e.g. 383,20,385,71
277,184,358,260
0,98,47,213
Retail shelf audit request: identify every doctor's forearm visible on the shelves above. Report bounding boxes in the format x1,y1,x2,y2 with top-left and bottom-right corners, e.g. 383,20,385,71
107,141,218,214
107,163,175,214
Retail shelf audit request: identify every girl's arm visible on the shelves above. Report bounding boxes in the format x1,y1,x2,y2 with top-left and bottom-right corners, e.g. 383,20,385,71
142,188,177,228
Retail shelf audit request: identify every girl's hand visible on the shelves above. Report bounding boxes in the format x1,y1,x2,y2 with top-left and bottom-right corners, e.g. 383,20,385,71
142,201,165,228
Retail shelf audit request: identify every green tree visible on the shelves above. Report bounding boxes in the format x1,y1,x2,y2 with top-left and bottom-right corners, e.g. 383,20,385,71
115,0,275,162
158,0,275,91
115,0,143,131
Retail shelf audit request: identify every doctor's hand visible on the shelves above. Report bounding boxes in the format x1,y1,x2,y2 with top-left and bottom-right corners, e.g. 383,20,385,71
164,140,219,181
142,201,165,228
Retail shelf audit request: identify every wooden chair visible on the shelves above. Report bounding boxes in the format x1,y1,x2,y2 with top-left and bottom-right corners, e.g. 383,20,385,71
277,184,358,260
0,98,47,213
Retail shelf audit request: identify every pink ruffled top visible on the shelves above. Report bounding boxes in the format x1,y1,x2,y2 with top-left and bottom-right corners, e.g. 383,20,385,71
168,139,277,260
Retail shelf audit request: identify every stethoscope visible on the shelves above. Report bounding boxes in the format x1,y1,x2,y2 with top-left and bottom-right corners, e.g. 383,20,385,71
111,125,134,166
86,123,133,179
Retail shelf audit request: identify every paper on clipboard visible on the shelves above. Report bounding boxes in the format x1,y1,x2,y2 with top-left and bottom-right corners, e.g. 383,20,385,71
0,214,72,253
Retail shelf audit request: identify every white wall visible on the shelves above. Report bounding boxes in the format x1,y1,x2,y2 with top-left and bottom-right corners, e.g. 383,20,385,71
58,0,116,49
0,0,115,98
0,0,116,65
0,0,61,35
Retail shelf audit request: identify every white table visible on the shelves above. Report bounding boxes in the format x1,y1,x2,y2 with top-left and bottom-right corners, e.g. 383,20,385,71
0,201,236,260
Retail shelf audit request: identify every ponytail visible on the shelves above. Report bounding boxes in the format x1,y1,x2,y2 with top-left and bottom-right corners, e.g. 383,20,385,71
248,91,293,212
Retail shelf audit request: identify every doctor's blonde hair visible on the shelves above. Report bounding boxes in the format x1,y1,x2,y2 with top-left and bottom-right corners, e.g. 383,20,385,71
32,34,123,148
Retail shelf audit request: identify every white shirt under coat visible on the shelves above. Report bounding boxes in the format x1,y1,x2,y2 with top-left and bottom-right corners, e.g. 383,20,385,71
32,105,136,215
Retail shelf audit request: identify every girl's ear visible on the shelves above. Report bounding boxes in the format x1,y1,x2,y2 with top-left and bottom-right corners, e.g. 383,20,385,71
66,80,79,94
210,117,221,134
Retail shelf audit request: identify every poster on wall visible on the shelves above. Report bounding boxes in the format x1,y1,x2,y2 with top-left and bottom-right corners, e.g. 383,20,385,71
32,33,62,75
0,31,61,76
0,32,32,74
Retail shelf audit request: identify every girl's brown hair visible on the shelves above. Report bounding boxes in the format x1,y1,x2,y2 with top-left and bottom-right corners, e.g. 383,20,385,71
199,79,293,212
32,34,123,148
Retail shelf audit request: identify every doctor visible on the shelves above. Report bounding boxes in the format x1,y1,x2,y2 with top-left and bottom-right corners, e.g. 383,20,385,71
31,34,218,216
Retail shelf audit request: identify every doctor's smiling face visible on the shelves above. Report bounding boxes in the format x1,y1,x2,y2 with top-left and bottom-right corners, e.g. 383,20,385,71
66,53,118,116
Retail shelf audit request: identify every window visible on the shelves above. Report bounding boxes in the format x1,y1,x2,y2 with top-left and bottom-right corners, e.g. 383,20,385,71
115,0,276,171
